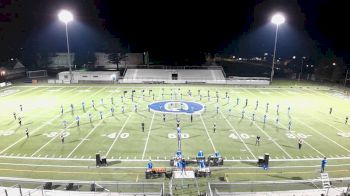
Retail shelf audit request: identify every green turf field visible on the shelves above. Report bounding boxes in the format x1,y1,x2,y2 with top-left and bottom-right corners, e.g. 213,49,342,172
0,83,349,186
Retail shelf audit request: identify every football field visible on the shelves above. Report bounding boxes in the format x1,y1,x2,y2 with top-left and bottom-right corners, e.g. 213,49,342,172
0,83,350,183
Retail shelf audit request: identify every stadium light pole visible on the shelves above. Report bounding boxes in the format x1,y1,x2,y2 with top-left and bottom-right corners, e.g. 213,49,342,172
298,56,306,81
58,10,74,83
270,13,285,83
345,68,349,93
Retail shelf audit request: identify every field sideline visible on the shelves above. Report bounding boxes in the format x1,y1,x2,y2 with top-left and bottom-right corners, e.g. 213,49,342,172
0,83,350,182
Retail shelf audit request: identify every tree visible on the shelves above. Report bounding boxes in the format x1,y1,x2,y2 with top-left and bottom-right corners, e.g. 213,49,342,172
103,37,127,70
107,53,127,71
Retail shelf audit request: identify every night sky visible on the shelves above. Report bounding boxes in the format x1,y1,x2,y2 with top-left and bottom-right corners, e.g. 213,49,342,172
1,0,349,63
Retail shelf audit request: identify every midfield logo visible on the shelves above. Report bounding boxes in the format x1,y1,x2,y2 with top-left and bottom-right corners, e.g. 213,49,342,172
149,101,204,114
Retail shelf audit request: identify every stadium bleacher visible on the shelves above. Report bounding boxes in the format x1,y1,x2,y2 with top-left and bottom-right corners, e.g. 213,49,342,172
122,68,226,84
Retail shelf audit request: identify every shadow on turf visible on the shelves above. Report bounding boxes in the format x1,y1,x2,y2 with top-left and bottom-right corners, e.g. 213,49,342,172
281,144,295,149
267,174,303,180
241,161,259,167
107,160,122,166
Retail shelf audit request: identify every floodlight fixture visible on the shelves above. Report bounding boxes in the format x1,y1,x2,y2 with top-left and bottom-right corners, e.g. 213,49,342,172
58,9,74,83
270,12,286,83
58,10,73,24
271,13,285,25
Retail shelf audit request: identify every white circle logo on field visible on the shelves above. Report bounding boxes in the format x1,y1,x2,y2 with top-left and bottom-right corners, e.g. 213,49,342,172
164,102,189,112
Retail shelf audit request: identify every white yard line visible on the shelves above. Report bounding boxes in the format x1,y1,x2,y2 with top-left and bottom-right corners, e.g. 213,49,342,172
278,121,325,157
252,121,293,159
105,115,132,157
30,122,75,157
239,89,293,159
199,114,217,152
141,112,156,160
308,112,347,133
25,86,106,157
304,88,350,116
270,88,350,154
66,120,104,158
5,87,79,131
0,86,39,99
0,115,62,154
1,162,350,170
1,154,350,162
263,89,327,157
219,110,257,159
295,118,350,153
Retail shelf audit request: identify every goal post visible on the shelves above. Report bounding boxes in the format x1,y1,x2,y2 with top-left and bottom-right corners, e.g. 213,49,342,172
26,70,48,78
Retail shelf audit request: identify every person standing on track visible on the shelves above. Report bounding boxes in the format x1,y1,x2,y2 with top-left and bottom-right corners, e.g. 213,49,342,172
321,157,327,173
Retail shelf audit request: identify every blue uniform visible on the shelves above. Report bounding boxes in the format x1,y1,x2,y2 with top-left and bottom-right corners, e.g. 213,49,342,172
147,161,153,169
321,158,327,173
197,150,203,157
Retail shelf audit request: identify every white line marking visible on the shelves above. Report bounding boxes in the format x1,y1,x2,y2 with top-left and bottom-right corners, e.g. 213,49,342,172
279,121,325,157
105,115,132,157
199,114,217,152
141,112,156,159
1,154,350,162
219,111,256,159
1,161,350,170
66,120,104,158
0,115,62,154
31,123,75,157
0,87,86,154
252,121,293,159
296,118,350,153
269,89,327,157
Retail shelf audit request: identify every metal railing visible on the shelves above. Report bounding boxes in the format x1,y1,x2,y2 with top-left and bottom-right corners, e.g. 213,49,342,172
208,177,350,196
0,177,164,196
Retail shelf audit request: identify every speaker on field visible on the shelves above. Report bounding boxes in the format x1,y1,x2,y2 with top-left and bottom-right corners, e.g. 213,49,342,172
264,153,270,166
43,182,52,190
96,153,101,166
101,157,107,166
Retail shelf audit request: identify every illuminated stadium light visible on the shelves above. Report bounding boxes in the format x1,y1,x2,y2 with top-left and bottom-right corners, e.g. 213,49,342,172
58,10,73,24
0,70,5,76
270,12,286,83
271,13,285,25
58,9,74,83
